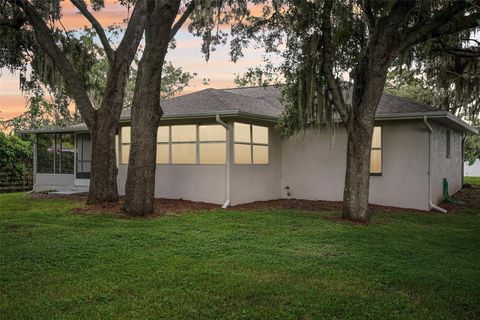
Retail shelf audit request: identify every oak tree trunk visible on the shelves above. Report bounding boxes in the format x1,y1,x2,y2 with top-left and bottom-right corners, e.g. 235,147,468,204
87,119,118,204
341,47,391,222
342,120,374,221
123,0,180,215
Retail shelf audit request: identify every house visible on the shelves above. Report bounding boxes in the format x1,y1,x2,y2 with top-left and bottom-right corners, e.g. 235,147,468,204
23,85,478,211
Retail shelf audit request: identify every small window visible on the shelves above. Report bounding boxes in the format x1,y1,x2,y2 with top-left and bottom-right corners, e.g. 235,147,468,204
370,126,382,175
446,130,451,158
120,126,131,164
234,122,269,164
156,127,170,164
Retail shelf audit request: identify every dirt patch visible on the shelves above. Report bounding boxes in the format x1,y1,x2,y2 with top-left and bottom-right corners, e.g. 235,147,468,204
230,198,425,214
440,185,480,213
73,198,220,218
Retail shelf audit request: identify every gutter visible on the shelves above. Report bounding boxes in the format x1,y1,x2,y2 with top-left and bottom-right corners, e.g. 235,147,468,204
216,114,231,209
423,116,447,213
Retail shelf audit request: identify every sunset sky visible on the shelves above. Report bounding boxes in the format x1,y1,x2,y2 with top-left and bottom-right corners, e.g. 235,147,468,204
0,1,272,121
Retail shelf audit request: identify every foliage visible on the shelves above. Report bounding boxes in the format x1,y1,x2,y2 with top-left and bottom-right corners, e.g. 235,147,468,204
233,64,280,87
0,132,32,180
465,133,480,164
1,192,480,318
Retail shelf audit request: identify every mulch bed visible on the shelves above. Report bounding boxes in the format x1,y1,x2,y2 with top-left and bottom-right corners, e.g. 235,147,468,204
27,185,479,219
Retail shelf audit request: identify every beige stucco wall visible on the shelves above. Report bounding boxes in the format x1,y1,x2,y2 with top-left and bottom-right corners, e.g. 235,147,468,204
34,174,75,192
429,121,463,205
230,127,283,205
281,120,431,210
117,164,227,204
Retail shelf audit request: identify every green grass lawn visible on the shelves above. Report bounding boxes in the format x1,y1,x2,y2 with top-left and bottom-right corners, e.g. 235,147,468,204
465,176,480,186
1,192,479,319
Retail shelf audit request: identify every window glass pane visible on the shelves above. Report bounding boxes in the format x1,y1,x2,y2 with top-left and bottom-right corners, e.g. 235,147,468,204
234,123,251,143
252,125,268,144
199,143,226,164
370,150,382,174
234,143,252,164
37,134,55,173
171,125,196,142
199,125,226,141
60,134,75,174
115,135,119,165
121,126,131,144
372,126,381,149
171,143,196,164
157,126,169,143
253,145,269,164
121,144,130,164
156,144,169,164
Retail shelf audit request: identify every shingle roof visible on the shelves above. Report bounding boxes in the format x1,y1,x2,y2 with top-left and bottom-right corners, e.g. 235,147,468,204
117,85,442,121
21,85,477,134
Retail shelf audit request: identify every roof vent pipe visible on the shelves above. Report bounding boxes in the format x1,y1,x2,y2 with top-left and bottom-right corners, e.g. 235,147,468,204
216,114,231,209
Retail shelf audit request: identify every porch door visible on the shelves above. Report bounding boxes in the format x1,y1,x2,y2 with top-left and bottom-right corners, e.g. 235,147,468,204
75,133,91,185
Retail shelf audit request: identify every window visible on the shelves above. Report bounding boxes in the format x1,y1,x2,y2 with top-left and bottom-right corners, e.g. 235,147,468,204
171,125,197,164
120,124,227,165
199,125,226,164
446,130,451,158
370,126,382,175
120,126,131,164
234,123,269,164
36,133,75,174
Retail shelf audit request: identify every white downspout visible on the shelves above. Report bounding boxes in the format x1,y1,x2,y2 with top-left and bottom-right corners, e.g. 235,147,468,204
423,116,447,213
216,114,231,208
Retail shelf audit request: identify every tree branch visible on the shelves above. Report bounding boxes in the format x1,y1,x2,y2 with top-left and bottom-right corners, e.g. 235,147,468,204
169,0,195,41
69,0,114,61
115,0,147,64
320,0,350,126
396,1,479,54
13,0,95,127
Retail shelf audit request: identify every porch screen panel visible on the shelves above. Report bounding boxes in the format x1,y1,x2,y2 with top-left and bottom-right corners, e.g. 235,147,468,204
37,134,55,173
37,133,75,174
76,134,91,179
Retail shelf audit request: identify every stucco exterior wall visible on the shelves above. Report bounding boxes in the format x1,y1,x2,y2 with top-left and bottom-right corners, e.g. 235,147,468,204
281,120,431,210
117,165,227,204
369,121,429,210
34,174,75,192
429,121,463,205
230,127,282,205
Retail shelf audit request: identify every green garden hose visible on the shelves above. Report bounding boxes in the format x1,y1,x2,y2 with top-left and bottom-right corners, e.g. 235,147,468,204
443,178,463,205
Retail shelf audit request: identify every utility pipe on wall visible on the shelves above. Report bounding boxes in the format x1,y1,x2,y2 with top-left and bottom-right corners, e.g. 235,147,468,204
423,116,447,213
216,114,231,208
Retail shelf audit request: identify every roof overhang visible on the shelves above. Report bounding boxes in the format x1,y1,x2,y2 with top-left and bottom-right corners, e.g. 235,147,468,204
375,111,478,134
18,110,477,135
17,111,279,134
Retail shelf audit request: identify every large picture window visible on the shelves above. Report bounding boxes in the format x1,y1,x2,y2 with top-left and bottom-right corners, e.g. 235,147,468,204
234,123,269,164
120,124,227,165
36,133,75,174
370,126,382,175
